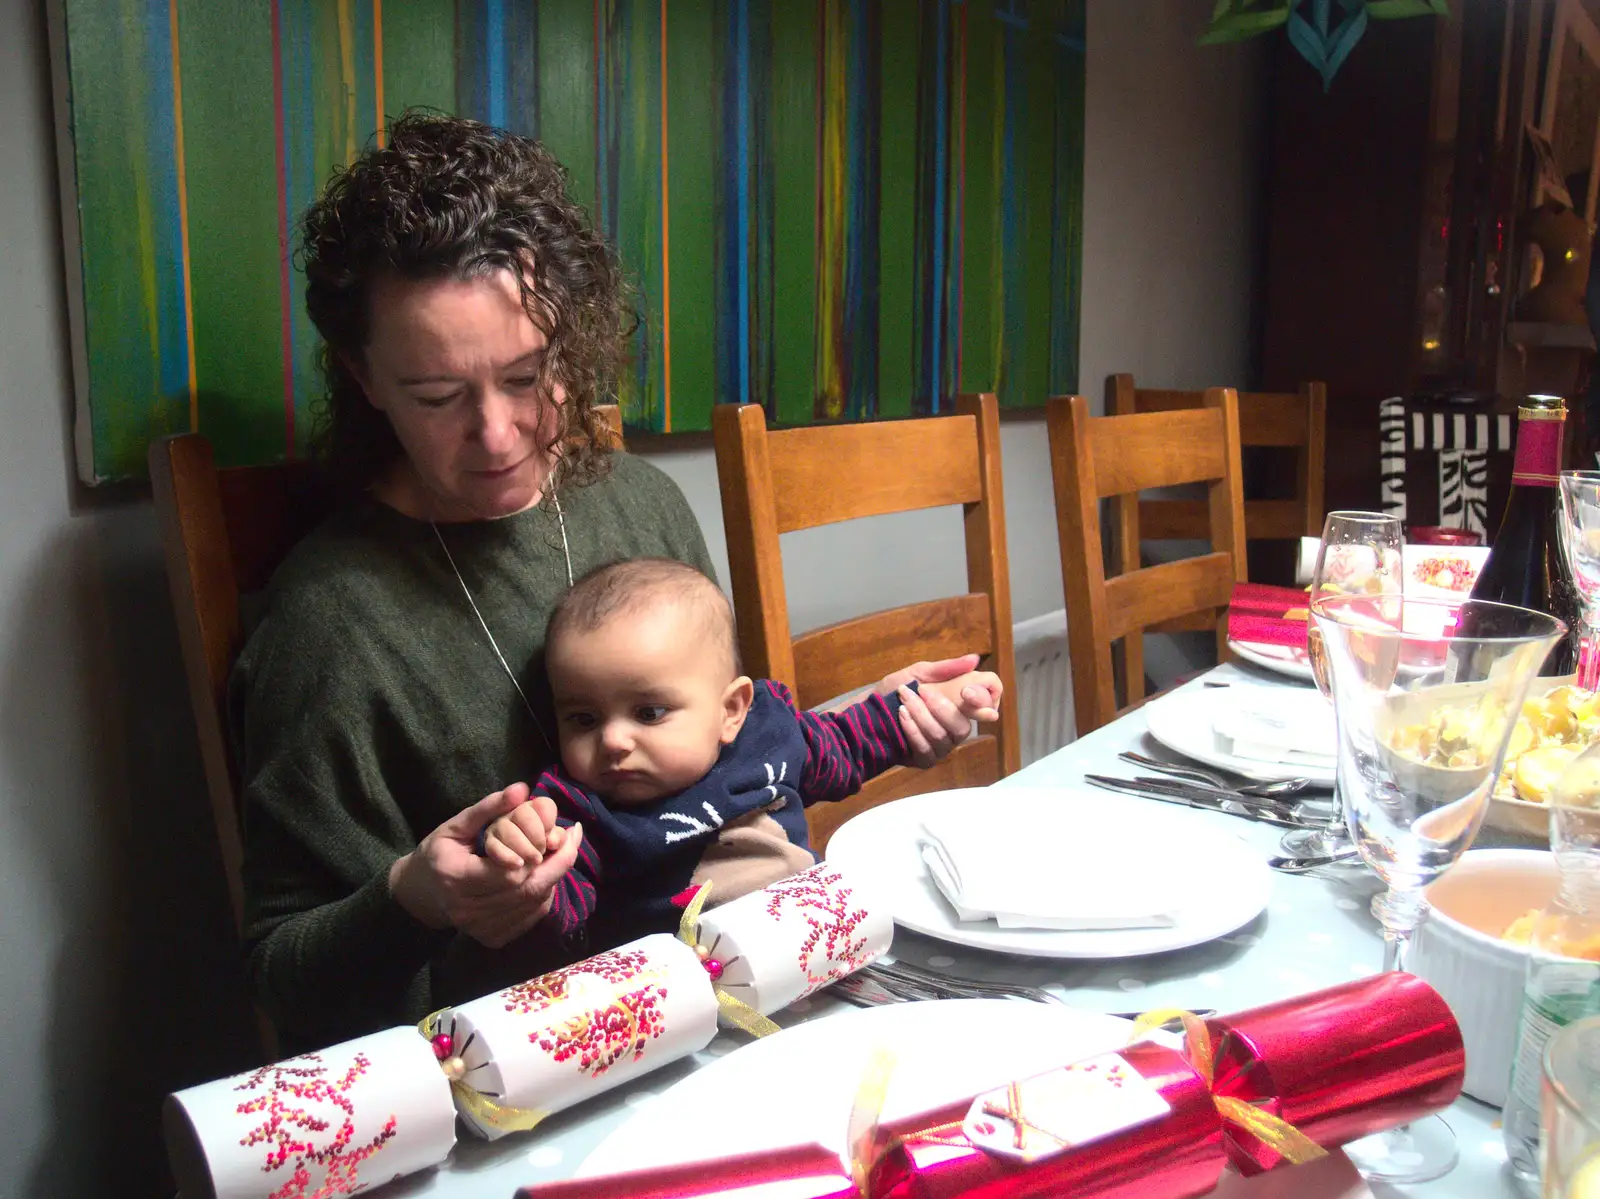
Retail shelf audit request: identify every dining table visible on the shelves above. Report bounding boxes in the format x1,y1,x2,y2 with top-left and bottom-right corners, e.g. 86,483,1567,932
372,659,1529,1199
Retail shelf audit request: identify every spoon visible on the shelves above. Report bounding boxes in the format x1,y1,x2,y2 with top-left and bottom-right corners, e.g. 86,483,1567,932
1267,848,1360,873
1118,752,1313,799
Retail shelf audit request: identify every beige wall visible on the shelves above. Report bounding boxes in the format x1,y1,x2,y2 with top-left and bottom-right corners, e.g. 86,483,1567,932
0,0,1259,1190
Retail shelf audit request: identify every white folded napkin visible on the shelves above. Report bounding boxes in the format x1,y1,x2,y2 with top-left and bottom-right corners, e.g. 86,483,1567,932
1212,685,1336,768
918,812,1182,931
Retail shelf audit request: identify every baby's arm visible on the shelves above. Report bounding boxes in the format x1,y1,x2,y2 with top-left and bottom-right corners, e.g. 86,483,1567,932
786,671,1003,803
776,681,913,804
917,669,1003,723
526,773,604,938
474,771,603,936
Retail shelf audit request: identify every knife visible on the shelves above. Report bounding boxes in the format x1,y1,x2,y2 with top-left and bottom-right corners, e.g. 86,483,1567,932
1082,775,1316,830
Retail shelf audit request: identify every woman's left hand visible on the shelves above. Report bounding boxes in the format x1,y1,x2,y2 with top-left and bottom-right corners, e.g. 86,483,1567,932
877,654,1000,768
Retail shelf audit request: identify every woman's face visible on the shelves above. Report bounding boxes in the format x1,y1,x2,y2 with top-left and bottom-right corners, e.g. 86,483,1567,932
354,269,566,521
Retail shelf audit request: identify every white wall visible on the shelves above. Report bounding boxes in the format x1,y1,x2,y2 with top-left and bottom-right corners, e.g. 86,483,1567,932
0,0,1259,1190
651,0,1262,652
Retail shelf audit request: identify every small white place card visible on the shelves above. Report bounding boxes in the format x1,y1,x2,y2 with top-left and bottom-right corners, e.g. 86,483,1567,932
960,1053,1172,1164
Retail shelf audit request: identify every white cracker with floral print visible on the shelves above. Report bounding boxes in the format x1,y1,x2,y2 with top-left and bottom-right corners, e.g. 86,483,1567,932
447,933,719,1140
163,1024,457,1199
695,861,894,1016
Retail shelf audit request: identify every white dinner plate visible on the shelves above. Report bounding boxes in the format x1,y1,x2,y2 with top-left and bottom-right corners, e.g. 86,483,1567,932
577,1001,1368,1199
1229,638,1317,682
822,787,1272,959
1145,687,1338,787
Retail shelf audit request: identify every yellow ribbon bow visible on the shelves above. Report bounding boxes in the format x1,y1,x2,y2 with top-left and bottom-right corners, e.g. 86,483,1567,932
1131,1008,1327,1167
677,882,783,1038
417,1009,550,1135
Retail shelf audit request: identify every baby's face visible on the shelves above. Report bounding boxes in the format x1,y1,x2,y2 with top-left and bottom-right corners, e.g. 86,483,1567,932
547,603,745,804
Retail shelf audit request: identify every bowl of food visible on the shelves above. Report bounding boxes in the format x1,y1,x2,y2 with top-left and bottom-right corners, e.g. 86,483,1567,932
1488,683,1598,837
1408,848,1558,1105
1379,679,1596,837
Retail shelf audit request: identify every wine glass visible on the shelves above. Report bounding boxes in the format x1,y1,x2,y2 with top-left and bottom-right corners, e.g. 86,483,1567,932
1280,512,1405,859
1314,594,1566,1183
1560,471,1600,691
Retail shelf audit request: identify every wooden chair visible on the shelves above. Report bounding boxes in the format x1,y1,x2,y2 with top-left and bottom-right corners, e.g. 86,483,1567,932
148,406,624,937
1108,373,1326,551
713,394,1019,854
1047,390,1248,737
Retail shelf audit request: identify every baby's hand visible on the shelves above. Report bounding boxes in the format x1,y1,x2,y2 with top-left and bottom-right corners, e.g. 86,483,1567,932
922,670,1003,723
481,793,559,871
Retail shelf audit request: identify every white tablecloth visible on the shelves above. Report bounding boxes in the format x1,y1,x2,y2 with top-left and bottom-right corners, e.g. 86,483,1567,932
370,661,1520,1198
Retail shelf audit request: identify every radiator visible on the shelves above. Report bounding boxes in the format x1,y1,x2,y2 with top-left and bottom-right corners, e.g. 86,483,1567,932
1013,609,1075,766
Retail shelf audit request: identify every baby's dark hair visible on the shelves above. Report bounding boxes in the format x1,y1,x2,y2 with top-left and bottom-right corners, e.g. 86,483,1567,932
547,558,740,674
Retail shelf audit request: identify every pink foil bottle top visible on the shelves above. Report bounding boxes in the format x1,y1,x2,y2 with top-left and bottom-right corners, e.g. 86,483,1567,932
1510,394,1566,487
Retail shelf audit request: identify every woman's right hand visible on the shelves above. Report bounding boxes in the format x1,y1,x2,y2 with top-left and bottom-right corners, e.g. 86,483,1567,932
388,783,584,948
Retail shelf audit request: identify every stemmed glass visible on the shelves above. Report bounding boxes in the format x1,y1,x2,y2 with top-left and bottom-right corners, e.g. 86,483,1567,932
1560,471,1600,691
1280,512,1405,859
1314,594,1566,1183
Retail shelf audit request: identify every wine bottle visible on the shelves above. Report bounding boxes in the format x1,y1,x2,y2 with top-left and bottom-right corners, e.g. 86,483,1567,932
1469,394,1580,675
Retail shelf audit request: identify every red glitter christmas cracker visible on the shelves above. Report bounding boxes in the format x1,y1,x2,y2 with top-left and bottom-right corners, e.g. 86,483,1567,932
515,974,1463,1197
863,1040,1226,1199
518,1042,1225,1199
1202,972,1464,1175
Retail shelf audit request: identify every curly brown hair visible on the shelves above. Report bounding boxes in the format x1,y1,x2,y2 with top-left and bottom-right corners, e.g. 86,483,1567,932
300,110,630,493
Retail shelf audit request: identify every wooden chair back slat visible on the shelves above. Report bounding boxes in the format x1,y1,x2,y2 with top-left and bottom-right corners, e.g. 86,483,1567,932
768,416,985,533
1108,373,1328,546
1088,409,1230,498
714,396,1018,852
1048,390,1247,736
1102,553,1237,642
792,594,994,711
1140,497,1307,542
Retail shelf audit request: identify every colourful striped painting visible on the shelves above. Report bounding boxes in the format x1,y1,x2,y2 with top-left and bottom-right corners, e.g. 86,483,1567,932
56,0,1084,481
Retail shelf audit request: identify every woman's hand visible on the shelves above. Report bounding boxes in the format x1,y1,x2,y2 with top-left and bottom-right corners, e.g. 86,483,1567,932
877,654,1004,768
388,782,584,948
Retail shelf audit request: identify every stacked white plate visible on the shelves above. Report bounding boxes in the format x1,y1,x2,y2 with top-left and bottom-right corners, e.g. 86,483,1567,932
1145,685,1337,786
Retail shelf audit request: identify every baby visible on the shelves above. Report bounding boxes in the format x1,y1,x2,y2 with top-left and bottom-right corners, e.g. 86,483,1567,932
479,557,1002,944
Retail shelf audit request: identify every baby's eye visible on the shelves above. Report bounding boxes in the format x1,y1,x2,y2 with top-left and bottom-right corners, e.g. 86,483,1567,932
563,712,597,731
635,705,670,724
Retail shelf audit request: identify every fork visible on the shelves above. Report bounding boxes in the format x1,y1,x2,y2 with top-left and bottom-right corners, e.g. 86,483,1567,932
1083,775,1322,830
857,959,1065,1005
1117,752,1314,799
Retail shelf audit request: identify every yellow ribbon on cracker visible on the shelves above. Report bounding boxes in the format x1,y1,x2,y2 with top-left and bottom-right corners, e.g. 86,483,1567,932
417,1009,550,1135
1132,1008,1326,1167
677,882,782,1038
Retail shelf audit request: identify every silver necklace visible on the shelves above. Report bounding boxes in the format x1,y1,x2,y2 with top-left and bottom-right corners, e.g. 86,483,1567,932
430,486,573,752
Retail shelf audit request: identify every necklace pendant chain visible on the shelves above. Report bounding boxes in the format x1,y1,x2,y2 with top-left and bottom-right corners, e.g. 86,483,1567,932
430,487,573,754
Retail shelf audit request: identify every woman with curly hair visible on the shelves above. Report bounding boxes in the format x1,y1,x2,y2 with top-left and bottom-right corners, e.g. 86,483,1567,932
231,111,988,1048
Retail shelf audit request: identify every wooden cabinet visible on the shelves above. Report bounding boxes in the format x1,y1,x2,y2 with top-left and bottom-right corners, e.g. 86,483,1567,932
1257,0,1553,518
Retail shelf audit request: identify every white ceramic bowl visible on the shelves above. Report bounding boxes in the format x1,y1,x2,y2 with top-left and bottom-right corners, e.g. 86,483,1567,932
1408,848,1555,1105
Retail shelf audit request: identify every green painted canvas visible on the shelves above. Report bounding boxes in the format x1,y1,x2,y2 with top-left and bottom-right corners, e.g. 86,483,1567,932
55,0,1084,482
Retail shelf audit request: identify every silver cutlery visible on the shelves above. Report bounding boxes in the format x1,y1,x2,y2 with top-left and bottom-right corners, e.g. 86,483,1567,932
1117,752,1314,800
1083,775,1321,830
837,961,1064,1006
840,962,1221,1028
1267,848,1361,873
